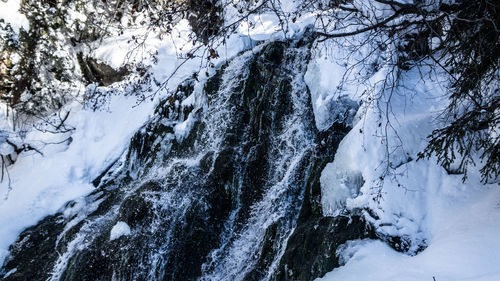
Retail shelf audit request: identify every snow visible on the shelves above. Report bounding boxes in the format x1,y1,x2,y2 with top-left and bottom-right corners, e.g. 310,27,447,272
313,28,500,281
318,186,500,281
110,221,131,241
0,3,295,265
0,0,29,32
0,141,13,155
1,1,499,280
0,94,155,263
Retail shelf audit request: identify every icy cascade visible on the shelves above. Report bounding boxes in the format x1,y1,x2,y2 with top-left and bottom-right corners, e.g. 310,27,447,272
0,32,367,281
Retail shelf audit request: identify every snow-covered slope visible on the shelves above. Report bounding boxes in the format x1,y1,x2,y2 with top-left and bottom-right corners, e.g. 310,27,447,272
319,186,500,281
308,41,500,280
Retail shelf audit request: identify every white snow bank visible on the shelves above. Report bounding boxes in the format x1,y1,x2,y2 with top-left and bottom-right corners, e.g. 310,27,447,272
318,186,500,281
320,62,446,228
110,221,131,241
316,29,500,280
0,0,29,32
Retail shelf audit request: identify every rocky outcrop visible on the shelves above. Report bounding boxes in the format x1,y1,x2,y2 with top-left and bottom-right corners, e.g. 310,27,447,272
275,216,374,280
0,32,368,281
77,53,129,86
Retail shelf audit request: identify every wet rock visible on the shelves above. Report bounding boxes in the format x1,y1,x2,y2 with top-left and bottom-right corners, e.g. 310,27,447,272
77,53,129,86
117,193,153,228
0,214,65,281
1,34,368,281
274,216,375,281
212,148,234,181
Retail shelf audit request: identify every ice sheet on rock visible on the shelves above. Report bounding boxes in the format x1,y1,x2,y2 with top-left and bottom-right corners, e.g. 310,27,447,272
110,221,131,241
320,161,364,215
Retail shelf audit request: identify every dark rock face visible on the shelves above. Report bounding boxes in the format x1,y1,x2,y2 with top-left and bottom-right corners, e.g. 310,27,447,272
272,122,375,280
0,32,368,281
77,53,129,86
0,215,65,280
275,216,375,281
